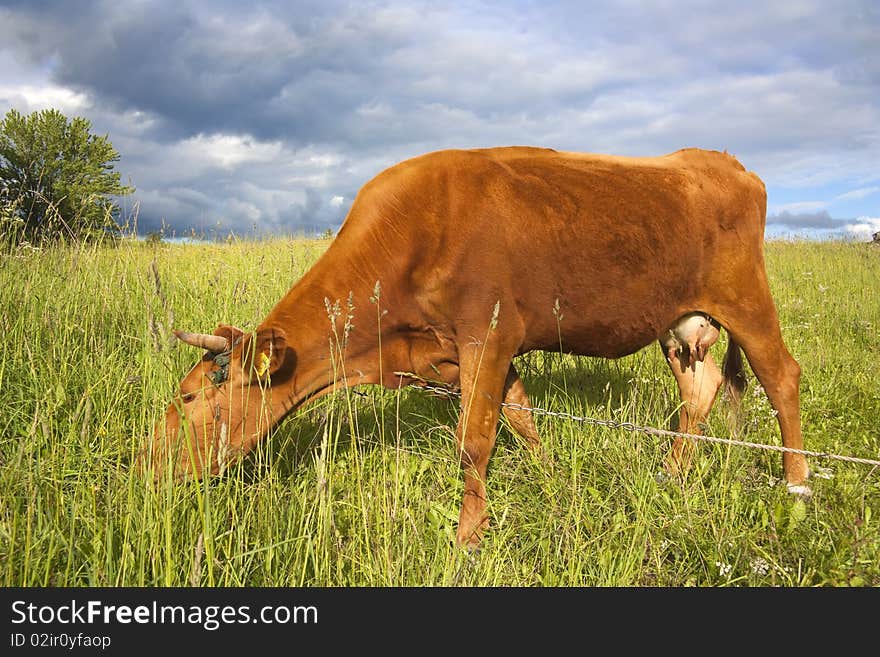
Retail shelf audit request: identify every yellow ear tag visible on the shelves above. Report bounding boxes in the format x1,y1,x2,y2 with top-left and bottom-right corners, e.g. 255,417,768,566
256,352,271,378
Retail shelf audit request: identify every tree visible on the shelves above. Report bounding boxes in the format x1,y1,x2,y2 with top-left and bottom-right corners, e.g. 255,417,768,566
0,108,134,244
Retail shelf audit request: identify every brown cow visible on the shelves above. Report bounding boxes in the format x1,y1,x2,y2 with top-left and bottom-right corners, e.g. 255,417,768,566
143,146,811,547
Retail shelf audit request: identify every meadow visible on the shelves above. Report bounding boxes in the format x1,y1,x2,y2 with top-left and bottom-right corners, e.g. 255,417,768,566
0,237,877,586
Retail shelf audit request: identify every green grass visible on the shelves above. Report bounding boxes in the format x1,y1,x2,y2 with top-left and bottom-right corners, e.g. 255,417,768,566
1,238,878,586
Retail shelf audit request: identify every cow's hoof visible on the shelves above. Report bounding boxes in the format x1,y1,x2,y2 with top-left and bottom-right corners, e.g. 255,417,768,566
786,482,813,497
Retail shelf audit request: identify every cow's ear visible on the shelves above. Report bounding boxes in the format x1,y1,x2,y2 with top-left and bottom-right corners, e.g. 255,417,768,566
245,327,289,382
213,323,246,346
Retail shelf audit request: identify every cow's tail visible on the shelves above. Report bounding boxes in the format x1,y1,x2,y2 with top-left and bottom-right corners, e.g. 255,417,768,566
722,336,746,409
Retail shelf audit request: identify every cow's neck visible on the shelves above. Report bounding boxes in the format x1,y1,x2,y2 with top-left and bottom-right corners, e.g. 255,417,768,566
257,233,409,422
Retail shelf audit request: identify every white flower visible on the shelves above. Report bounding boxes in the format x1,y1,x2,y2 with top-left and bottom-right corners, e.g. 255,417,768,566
715,561,733,577
750,557,770,576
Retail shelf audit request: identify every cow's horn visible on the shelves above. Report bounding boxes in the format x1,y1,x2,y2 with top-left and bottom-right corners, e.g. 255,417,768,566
173,330,229,352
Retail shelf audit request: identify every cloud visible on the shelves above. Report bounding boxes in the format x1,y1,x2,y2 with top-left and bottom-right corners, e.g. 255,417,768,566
767,210,839,229
177,134,284,171
766,210,880,241
1,0,878,235
836,186,879,201
771,201,829,215
0,82,89,115
844,216,880,239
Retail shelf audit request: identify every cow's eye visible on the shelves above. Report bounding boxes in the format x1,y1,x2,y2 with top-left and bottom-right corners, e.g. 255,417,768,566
181,391,196,402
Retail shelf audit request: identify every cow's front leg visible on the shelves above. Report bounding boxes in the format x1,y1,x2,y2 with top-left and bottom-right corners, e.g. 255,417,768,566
454,334,517,548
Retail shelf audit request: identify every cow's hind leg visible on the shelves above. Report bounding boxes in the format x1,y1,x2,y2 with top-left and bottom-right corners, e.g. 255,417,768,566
501,364,542,452
724,318,810,493
662,347,724,477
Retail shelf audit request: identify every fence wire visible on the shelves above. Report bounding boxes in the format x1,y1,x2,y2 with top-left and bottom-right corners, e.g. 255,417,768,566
413,382,880,469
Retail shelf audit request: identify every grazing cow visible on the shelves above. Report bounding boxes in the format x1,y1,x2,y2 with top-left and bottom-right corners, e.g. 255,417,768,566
143,146,810,547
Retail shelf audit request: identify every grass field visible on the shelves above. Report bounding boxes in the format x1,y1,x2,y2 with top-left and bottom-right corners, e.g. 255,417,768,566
1,237,878,586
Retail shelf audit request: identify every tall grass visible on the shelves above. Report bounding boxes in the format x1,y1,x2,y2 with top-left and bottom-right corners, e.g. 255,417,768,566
0,238,877,586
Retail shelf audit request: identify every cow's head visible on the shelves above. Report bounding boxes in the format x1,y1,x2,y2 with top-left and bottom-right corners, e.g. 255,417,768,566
141,323,291,479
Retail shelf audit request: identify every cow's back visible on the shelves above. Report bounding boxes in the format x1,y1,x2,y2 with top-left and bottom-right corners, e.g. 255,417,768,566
336,146,768,359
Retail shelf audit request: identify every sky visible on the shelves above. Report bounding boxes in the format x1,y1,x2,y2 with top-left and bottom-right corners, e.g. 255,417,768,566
0,0,878,240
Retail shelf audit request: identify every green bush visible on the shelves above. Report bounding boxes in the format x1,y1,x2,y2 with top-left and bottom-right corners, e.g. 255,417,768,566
0,108,134,245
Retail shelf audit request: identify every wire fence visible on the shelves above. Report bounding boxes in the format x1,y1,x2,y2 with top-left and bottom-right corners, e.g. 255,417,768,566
413,382,880,470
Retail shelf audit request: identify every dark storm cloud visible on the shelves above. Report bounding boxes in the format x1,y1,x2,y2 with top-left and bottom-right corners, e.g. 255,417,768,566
17,0,872,148
3,0,308,142
1,1,878,235
2,0,460,146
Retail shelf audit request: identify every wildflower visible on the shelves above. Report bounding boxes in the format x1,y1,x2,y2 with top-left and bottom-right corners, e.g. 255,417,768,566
750,557,770,576
715,561,733,577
